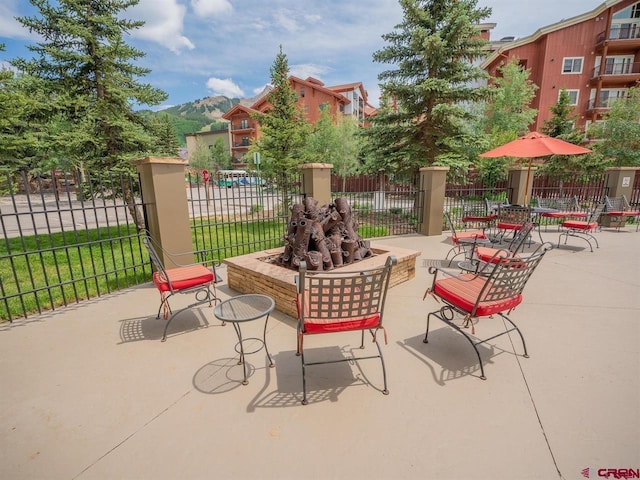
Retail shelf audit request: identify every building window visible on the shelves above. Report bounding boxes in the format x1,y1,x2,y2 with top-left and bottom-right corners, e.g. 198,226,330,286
240,119,249,129
563,89,579,105
319,103,328,112
300,88,305,98
562,57,583,74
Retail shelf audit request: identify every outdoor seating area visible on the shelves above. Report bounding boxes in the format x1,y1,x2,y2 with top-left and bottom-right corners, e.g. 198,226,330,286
1,228,637,479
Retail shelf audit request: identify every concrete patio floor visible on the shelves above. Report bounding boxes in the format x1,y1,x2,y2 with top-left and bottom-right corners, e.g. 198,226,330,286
1,228,638,480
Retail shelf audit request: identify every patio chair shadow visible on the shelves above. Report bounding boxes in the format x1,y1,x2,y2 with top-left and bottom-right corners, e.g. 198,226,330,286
398,329,498,385
118,308,213,343
243,347,370,409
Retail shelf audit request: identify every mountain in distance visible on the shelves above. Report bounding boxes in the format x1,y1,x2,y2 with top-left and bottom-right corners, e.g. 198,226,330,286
148,86,271,146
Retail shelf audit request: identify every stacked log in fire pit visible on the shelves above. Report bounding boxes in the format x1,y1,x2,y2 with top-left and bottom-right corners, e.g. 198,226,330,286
278,197,372,271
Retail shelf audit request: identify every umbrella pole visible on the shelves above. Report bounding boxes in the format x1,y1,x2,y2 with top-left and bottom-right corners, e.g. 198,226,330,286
524,158,533,206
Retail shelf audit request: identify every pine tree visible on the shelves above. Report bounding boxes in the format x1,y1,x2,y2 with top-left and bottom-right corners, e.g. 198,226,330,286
252,46,309,180
11,0,168,172
364,0,493,175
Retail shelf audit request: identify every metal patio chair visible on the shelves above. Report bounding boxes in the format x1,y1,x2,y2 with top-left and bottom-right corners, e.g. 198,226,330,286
494,205,534,244
461,199,497,233
603,195,640,231
474,220,536,264
536,196,587,231
422,243,553,380
444,211,489,266
141,231,222,341
295,255,396,405
557,203,606,252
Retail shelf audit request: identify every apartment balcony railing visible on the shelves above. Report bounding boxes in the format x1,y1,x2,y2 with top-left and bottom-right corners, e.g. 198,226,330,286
231,124,256,131
232,141,250,148
591,62,640,79
596,25,640,44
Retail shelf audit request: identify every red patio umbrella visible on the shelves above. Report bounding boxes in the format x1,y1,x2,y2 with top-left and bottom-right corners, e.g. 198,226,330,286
479,131,592,204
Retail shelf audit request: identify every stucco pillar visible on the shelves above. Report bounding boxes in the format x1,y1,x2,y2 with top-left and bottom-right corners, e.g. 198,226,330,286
507,166,534,206
300,163,333,205
134,156,194,266
601,166,640,227
418,166,449,236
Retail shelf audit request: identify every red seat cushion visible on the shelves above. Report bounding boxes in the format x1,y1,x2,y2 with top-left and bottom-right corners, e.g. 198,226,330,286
452,229,487,244
497,222,521,230
153,265,214,292
567,212,588,218
462,215,496,222
540,211,571,218
433,274,522,317
475,246,522,264
561,220,598,231
624,210,640,216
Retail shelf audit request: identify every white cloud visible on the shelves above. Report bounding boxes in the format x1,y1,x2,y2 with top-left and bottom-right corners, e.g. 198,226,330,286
0,2,38,40
290,63,331,80
206,77,244,97
128,0,195,54
191,0,233,17
273,9,302,33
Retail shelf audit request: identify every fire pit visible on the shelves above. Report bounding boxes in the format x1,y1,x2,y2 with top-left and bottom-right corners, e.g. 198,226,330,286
224,196,420,317
224,244,420,317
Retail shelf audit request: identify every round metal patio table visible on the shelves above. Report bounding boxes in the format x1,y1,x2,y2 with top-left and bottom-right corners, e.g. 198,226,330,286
213,294,275,385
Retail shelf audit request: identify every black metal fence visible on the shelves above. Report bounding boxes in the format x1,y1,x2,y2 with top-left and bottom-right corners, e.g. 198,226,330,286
0,170,150,322
186,171,303,262
2,167,637,322
331,173,422,236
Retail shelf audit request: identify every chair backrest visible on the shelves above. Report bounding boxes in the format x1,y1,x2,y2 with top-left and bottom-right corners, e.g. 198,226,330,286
141,234,171,282
443,211,458,236
296,256,396,328
506,221,535,253
473,243,552,315
462,200,488,217
497,205,532,224
537,196,579,211
604,195,630,211
588,203,606,223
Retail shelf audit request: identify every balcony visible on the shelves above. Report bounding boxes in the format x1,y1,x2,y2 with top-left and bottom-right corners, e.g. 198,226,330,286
230,124,256,132
595,25,640,52
590,62,640,85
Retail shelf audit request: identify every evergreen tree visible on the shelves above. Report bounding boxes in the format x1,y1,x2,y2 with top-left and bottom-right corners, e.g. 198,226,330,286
364,0,493,176
11,0,168,173
252,46,310,180
149,114,180,157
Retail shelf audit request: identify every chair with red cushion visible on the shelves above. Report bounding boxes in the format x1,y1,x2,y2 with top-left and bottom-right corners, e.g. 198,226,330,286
142,232,222,341
603,195,640,231
558,203,605,252
295,255,396,405
461,199,497,232
495,205,533,244
444,211,489,266
536,196,587,231
474,221,535,264
422,243,552,380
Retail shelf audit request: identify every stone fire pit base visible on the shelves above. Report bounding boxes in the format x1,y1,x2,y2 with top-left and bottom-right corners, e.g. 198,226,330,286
224,244,421,318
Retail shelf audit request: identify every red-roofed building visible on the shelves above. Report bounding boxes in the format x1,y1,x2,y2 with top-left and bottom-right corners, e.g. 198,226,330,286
481,0,640,134
222,76,377,163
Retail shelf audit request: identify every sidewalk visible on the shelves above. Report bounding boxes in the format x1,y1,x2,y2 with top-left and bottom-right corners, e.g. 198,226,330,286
0,229,638,480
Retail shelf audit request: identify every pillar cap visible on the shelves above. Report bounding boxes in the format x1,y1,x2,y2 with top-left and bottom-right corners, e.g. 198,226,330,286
605,166,640,172
134,156,187,166
419,166,449,172
300,163,334,169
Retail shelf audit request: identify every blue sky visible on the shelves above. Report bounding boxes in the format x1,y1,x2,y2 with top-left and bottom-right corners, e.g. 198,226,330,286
1,0,605,110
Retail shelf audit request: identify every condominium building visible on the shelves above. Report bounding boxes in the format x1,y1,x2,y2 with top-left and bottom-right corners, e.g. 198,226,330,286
222,76,375,164
481,0,640,133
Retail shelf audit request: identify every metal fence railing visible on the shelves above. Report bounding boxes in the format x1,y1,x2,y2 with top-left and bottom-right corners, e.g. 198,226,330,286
0,171,150,322
331,173,422,236
1,168,635,322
